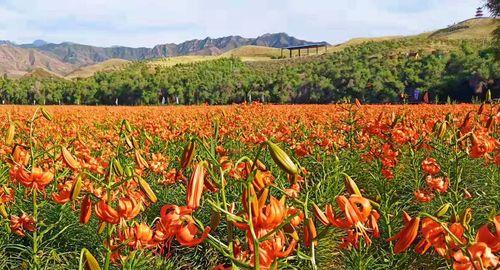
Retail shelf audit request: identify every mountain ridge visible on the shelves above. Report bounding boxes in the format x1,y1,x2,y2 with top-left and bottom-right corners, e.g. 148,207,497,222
17,33,323,64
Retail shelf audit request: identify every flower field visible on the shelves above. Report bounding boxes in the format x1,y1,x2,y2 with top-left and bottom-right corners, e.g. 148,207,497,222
0,103,498,270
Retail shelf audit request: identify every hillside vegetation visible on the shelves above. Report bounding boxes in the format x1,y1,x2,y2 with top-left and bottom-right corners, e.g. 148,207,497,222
0,18,498,105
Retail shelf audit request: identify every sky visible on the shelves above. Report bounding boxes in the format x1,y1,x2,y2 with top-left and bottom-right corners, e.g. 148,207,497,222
0,0,487,48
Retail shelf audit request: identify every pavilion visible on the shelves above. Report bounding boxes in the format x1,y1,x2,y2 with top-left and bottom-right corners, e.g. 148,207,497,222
281,42,329,58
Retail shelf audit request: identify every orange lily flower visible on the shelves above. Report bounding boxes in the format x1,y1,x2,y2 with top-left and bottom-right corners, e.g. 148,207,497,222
425,175,449,194
416,218,465,257
387,212,420,253
13,167,54,190
475,216,500,252
253,169,274,191
414,189,434,203
453,242,498,270
421,158,440,175
10,213,36,237
314,195,378,248
255,196,287,230
52,180,73,204
120,222,155,249
117,196,142,220
0,186,14,204
176,222,211,247
95,200,120,224
155,204,210,247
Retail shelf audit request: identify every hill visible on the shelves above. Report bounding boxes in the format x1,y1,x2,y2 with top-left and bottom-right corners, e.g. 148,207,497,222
221,45,282,60
428,18,498,39
1,33,321,78
65,59,130,79
21,33,320,66
148,45,282,68
22,68,63,79
0,45,75,78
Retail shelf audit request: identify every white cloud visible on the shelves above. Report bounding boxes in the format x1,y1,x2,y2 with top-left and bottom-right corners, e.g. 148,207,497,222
0,0,483,47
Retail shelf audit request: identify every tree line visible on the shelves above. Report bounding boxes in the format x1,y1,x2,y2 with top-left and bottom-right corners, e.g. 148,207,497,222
0,38,498,105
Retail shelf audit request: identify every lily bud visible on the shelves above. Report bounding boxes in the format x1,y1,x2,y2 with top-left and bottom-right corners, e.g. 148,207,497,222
112,159,124,176
186,162,205,209
137,176,157,203
485,115,494,131
123,120,132,133
312,203,330,226
437,121,447,138
40,107,53,121
0,204,8,218
131,137,140,149
144,132,153,143
134,151,148,169
267,141,298,175
97,222,106,234
124,166,132,177
5,122,15,146
181,140,196,170
82,248,101,270
355,98,362,109
70,175,83,200
290,229,300,241
304,218,317,247
434,203,451,218
460,112,472,130
478,103,485,115
344,175,362,196
124,135,134,149
460,208,472,230
62,146,80,170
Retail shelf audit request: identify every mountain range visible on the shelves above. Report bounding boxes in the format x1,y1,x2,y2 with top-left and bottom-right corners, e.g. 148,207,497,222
0,33,325,77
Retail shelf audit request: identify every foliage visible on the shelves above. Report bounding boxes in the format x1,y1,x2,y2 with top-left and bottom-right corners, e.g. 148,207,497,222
0,38,498,105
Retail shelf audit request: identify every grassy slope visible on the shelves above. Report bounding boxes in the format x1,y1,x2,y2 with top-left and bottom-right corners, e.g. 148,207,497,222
148,45,282,68
65,58,130,79
22,67,64,79
428,18,498,40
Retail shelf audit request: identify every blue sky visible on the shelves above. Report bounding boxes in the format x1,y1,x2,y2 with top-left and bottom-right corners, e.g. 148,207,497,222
0,0,486,47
